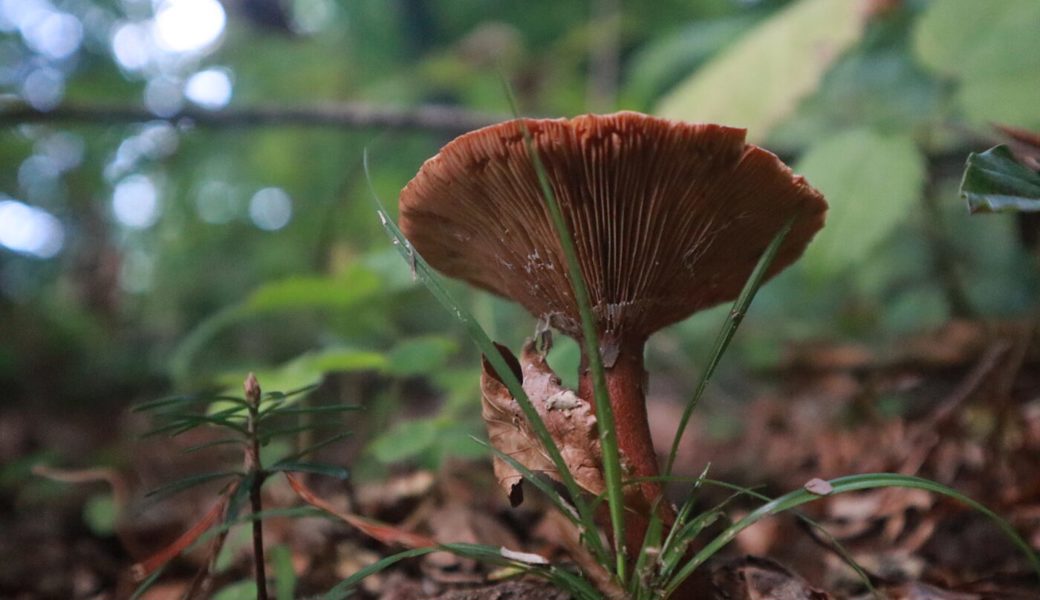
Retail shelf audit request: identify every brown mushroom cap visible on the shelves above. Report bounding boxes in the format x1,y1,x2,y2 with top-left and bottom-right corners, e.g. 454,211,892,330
399,111,826,342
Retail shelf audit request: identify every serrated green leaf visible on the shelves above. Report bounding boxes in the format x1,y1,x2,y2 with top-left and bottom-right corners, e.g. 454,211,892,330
656,0,864,142
796,129,925,276
960,145,1040,214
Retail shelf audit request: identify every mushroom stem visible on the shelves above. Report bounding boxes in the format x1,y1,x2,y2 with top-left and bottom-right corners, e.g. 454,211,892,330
578,335,672,555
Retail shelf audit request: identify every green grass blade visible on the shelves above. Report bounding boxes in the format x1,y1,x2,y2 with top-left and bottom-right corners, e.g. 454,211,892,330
664,217,794,476
502,85,627,582
364,150,610,567
665,473,1040,595
323,547,439,599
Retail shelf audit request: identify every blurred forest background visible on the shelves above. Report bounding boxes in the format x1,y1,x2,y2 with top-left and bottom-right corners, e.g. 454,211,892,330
1,0,1039,595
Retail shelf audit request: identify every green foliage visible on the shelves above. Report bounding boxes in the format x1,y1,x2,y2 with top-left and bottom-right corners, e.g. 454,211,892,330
212,580,257,600
796,129,926,277
960,145,1040,214
271,544,297,600
656,0,864,142
367,419,440,464
83,493,118,536
913,0,1040,130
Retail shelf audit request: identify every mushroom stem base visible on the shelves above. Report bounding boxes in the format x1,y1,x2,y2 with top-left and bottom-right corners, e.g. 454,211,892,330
579,336,672,556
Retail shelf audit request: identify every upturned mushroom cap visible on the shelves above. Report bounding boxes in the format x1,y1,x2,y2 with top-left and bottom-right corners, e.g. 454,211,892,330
399,111,826,342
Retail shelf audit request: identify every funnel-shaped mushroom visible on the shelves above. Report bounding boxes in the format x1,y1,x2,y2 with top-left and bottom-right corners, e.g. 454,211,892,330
399,111,826,546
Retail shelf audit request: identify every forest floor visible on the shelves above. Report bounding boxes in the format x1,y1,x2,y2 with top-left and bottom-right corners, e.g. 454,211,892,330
2,318,1040,599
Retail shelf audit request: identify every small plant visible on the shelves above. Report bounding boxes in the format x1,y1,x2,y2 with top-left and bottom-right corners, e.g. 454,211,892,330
353,110,1040,599
129,374,356,599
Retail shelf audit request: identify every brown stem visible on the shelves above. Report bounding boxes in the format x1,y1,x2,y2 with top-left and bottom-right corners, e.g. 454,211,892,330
578,335,673,556
244,375,269,600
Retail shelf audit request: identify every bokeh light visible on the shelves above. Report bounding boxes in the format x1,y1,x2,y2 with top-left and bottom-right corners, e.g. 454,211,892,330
143,75,183,116
184,67,232,110
21,66,64,110
153,0,226,54
111,21,150,71
112,174,161,228
195,180,240,224
249,187,293,231
0,197,64,258
22,9,83,60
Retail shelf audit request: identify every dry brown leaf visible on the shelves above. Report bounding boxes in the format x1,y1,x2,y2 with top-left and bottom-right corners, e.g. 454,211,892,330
712,556,832,600
481,339,605,506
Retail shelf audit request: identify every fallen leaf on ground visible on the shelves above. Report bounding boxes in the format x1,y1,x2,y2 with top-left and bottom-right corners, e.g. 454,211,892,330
481,339,605,506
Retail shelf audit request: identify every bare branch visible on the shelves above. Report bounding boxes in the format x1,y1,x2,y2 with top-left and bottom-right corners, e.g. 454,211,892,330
0,101,508,135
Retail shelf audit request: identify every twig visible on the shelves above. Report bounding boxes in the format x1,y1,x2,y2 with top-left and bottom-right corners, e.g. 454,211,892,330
0,101,507,134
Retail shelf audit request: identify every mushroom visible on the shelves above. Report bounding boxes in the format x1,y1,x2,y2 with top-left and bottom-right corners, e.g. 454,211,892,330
399,111,826,551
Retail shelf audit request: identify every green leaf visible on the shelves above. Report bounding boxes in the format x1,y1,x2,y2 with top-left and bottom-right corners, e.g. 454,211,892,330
268,461,349,480
210,347,386,414
624,14,758,109
656,0,865,142
170,265,386,383
83,493,118,535
960,145,1040,214
367,419,439,464
913,0,1040,129
796,129,926,276
242,265,382,313
211,580,257,600
384,335,457,377
272,544,297,600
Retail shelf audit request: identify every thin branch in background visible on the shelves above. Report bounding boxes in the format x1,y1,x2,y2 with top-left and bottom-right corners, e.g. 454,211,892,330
0,101,507,135
587,0,621,112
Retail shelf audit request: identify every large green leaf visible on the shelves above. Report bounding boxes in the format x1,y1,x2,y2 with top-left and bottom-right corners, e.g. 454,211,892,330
960,145,1040,214
796,129,926,276
170,263,386,383
367,419,440,464
215,347,387,402
655,0,865,142
913,0,1040,129
384,335,458,377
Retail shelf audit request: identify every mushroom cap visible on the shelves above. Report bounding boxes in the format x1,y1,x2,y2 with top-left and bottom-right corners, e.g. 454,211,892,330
399,111,826,342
